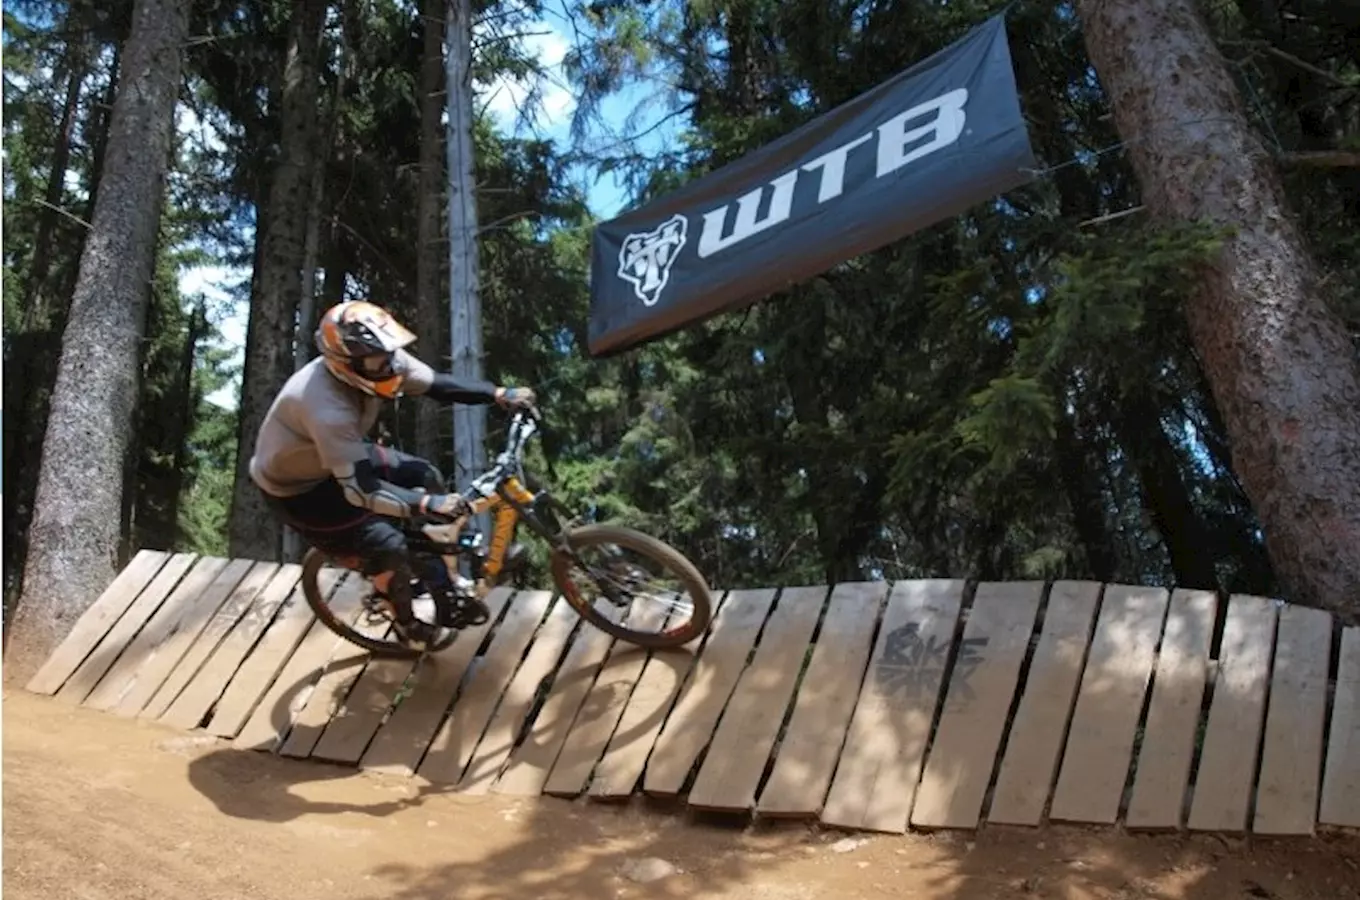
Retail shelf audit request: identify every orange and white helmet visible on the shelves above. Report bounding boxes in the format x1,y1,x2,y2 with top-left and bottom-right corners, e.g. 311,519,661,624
314,301,417,398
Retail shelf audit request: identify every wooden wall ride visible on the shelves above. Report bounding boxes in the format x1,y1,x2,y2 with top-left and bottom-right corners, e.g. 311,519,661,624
22,550,1360,835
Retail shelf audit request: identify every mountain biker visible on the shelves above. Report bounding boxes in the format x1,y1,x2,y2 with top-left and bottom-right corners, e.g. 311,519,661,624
248,299,536,647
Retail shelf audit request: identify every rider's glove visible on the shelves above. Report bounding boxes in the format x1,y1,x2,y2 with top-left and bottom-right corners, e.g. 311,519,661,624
496,386,536,410
420,492,471,522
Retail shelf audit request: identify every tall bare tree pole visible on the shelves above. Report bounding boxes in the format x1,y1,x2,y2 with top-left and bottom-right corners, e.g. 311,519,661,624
445,0,487,525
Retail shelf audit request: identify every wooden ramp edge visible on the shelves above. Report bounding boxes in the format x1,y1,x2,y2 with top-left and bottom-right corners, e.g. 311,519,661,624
20,554,1360,837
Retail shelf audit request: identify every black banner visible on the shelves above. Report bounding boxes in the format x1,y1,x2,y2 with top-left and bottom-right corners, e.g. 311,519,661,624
587,13,1037,357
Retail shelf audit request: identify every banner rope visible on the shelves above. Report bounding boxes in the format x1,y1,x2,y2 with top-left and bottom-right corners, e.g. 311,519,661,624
534,111,1305,236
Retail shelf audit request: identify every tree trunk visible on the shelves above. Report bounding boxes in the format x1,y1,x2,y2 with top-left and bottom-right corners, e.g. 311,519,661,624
446,0,485,499
295,0,351,369
168,302,210,549
322,235,347,306
281,151,326,567
3,46,89,590
1055,405,1116,581
1114,392,1222,590
82,42,124,225
228,0,328,562
1077,0,1360,621
831,465,889,583
22,47,87,332
131,293,207,554
295,159,327,371
5,0,193,683
282,7,347,564
415,0,446,463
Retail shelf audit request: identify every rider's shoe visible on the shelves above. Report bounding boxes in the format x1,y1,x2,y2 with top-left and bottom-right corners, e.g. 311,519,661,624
392,618,435,651
375,592,438,650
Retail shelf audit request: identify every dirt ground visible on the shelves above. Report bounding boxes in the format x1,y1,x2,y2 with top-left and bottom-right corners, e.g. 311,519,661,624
3,689,1358,900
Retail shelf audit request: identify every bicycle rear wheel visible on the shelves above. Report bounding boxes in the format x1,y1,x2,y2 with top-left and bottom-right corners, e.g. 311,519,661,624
550,524,714,650
300,548,459,658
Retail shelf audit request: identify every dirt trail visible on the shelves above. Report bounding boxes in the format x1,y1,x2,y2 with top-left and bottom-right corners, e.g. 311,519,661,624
3,688,1357,900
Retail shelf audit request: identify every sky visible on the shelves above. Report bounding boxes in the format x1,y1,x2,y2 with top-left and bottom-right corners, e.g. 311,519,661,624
186,0,683,407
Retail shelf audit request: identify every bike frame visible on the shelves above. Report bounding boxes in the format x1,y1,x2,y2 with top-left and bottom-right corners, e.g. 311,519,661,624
404,410,578,596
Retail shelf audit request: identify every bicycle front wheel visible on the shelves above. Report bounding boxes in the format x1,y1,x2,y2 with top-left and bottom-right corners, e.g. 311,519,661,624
550,524,714,650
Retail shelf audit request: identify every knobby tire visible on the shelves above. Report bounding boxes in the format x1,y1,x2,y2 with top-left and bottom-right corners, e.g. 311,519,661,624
551,524,714,649
299,548,455,659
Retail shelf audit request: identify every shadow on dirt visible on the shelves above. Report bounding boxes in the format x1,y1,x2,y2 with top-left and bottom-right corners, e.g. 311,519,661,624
337,804,1360,900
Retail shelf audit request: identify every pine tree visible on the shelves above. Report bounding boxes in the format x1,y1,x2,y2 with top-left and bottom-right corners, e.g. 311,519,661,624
1077,0,1360,620
7,0,195,682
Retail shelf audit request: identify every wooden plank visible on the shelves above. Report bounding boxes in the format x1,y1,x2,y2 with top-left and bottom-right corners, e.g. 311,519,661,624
232,580,369,752
1125,589,1217,830
1187,594,1278,833
586,593,718,799
306,588,432,762
911,581,1044,830
756,582,887,817
453,598,580,793
359,587,514,776
26,550,172,695
199,564,328,738
415,590,554,784
277,583,393,758
141,561,281,722
987,581,1102,827
687,585,828,811
158,563,303,731
84,557,233,712
820,579,965,833
540,600,673,797
1049,585,1169,825
642,588,779,797
1320,626,1360,828
1253,603,1333,835
54,553,199,705
492,603,627,797
108,558,257,718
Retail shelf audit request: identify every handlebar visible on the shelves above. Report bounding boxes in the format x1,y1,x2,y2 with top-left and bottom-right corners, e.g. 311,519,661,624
467,405,542,498
504,405,540,456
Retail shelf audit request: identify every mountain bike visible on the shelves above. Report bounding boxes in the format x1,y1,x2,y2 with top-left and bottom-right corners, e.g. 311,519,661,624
298,406,714,659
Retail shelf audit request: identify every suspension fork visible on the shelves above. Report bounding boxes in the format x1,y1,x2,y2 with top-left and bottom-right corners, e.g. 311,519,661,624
495,483,577,554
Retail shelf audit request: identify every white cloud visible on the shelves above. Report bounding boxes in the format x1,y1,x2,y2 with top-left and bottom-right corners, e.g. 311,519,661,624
473,24,577,137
